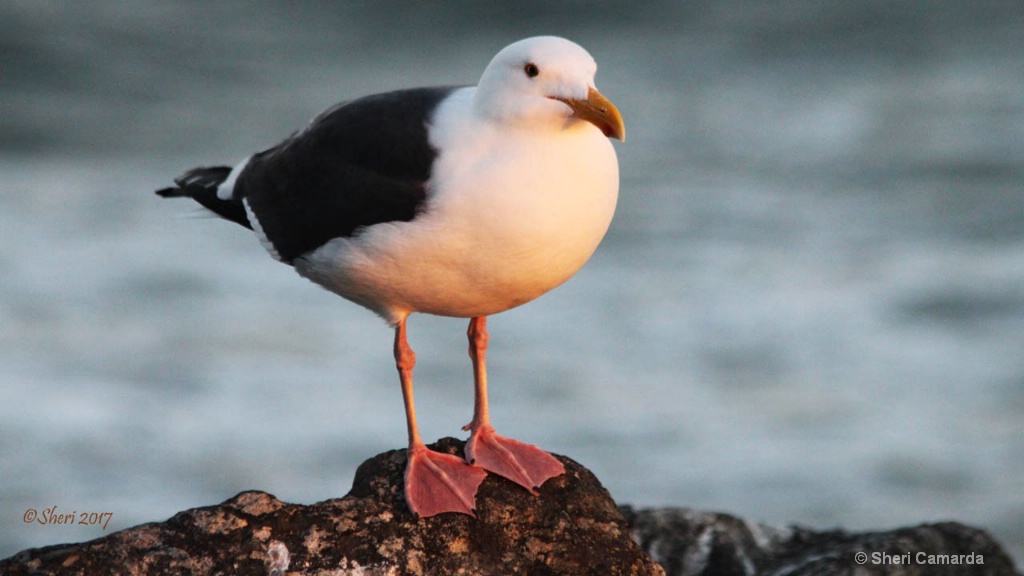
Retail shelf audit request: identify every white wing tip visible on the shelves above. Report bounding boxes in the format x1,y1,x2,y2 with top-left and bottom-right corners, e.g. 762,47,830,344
217,157,250,200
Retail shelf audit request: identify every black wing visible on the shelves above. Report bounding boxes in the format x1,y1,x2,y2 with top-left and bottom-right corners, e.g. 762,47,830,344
236,86,458,263
157,166,252,229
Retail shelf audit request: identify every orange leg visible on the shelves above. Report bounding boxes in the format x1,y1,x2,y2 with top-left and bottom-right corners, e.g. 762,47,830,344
463,316,565,493
395,317,485,518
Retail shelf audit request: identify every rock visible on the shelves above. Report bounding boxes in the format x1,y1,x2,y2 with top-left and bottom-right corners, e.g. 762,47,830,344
1,438,1018,575
0,438,662,576
623,507,1020,576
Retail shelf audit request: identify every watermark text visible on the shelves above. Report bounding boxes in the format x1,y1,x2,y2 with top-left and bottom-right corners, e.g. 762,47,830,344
854,550,984,566
23,506,113,531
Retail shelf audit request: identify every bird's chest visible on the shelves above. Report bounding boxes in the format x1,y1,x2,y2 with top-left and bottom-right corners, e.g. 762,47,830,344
430,131,618,264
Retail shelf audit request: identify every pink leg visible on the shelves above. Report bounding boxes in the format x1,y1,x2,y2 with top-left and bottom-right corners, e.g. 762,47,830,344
463,316,565,493
395,318,486,518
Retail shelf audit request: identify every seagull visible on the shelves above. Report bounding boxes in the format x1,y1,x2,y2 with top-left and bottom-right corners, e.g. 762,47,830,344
156,35,624,518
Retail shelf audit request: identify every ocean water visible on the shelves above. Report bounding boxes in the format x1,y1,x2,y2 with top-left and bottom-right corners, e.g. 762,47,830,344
1,1,1022,565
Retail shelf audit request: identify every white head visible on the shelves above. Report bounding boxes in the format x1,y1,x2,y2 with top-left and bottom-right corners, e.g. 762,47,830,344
473,36,625,141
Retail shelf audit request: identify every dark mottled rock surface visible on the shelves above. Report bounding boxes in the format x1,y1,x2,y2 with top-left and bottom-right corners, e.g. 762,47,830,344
1,438,661,576
2,438,1018,575
624,507,1019,576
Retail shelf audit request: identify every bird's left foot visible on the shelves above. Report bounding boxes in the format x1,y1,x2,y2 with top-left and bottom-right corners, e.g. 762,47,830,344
463,424,565,494
404,443,487,518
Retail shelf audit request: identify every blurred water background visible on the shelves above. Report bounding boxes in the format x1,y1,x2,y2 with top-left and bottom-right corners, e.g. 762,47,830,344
1,0,1021,564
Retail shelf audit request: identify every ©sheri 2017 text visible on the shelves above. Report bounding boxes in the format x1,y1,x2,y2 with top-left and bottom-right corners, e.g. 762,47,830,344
23,506,113,530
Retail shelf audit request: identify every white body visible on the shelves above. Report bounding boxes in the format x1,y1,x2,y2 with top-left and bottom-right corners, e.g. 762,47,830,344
295,87,619,325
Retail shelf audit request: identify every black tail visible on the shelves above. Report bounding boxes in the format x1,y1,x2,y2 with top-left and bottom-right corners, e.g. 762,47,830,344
156,166,252,230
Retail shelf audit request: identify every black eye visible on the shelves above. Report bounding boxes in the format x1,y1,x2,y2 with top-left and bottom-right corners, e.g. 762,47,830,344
524,63,539,78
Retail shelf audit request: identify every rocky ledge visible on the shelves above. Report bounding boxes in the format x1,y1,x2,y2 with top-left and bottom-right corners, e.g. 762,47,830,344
1,438,1018,575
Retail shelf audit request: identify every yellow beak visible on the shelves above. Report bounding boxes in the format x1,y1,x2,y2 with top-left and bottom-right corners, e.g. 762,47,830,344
552,87,626,142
